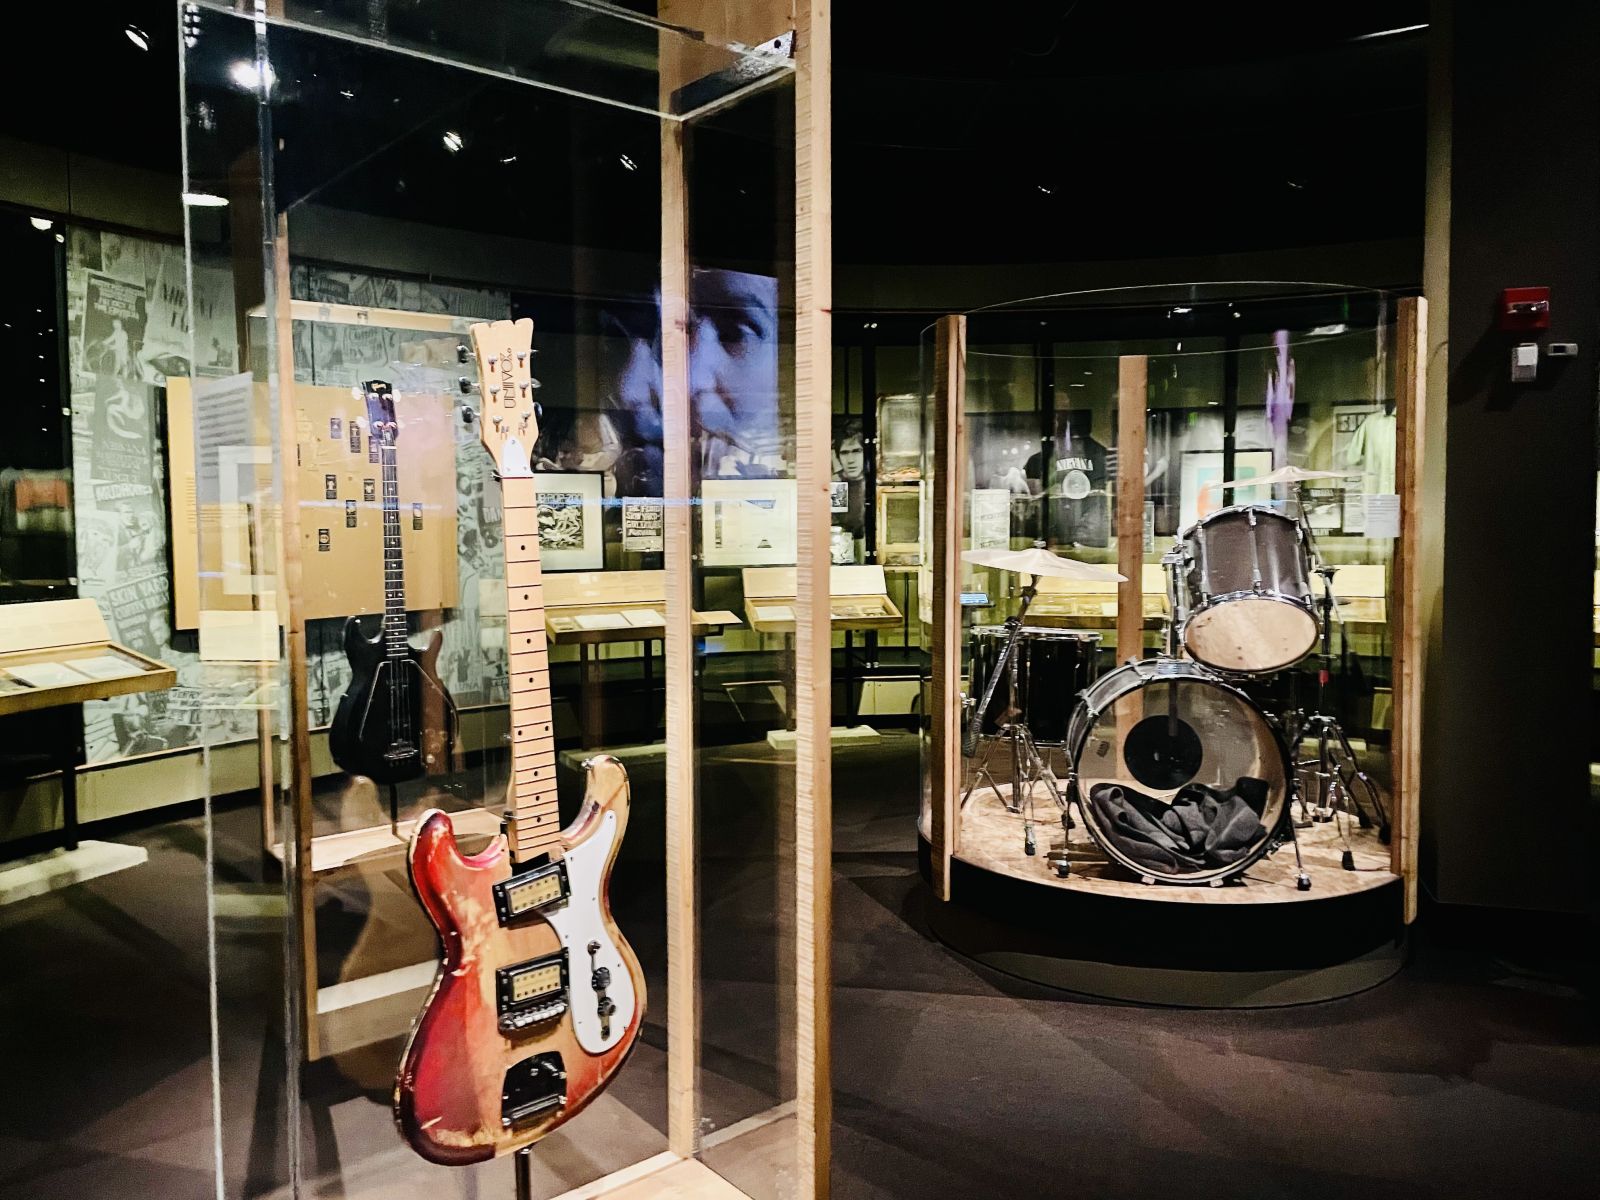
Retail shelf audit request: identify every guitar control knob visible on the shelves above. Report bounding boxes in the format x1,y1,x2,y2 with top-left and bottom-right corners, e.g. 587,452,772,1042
591,966,611,991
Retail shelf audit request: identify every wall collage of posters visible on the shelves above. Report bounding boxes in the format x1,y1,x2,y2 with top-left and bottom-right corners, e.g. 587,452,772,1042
67,227,514,764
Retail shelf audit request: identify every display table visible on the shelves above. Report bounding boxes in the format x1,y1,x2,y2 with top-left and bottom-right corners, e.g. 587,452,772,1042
0,598,173,891
544,570,740,748
741,564,902,633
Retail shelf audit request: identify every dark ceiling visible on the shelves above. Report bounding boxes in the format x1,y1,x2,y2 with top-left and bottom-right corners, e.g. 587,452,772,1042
0,1,1428,268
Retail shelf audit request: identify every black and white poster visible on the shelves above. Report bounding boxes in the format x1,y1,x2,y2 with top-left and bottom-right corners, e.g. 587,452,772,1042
89,376,156,487
80,271,147,380
621,498,664,553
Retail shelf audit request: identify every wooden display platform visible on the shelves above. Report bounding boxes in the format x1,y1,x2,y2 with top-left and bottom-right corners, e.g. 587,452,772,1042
268,803,501,874
958,784,1396,903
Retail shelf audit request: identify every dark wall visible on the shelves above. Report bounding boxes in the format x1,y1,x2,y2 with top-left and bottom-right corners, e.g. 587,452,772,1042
1429,4,1600,912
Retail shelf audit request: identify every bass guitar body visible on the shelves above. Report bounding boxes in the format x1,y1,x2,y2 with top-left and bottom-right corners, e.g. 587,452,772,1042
328,616,456,786
395,754,645,1165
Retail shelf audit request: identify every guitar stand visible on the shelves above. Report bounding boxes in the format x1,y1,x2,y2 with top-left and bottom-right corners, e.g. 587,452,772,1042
515,1147,532,1200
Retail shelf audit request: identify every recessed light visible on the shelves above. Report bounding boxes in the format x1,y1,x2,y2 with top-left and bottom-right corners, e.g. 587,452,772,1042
229,60,275,91
619,153,637,171
442,131,464,153
125,24,150,51
29,217,52,231
500,155,518,165
182,192,229,208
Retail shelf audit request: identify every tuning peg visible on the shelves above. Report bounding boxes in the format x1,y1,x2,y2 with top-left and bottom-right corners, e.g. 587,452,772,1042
456,343,469,364
515,350,528,365
534,401,543,421
530,377,542,389
487,354,498,371
457,376,473,395
460,405,477,426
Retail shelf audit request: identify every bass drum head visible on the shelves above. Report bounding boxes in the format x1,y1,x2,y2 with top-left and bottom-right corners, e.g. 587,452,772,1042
1184,594,1318,674
1071,661,1289,885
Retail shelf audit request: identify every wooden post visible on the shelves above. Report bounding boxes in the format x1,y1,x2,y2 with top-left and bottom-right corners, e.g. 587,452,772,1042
928,315,967,901
270,215,320,1062
1116,356,1149,664
1391,296,1426,923
659,114,698,1159
793,4,832,1194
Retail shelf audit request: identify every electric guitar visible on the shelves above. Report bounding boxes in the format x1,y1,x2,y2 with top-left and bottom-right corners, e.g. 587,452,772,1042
394,319,645,1165
329,381,457,785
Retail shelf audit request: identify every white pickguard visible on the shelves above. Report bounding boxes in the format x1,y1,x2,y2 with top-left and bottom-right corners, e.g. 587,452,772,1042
542,809,635,1055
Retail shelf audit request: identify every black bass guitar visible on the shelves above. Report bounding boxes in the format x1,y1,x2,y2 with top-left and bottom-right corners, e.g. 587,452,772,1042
329,381,457,785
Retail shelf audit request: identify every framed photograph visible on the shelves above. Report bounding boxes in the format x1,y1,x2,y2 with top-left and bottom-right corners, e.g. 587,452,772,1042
531,471,605,572
701,478,797,566
1179,450,1273,531
876,484,922,567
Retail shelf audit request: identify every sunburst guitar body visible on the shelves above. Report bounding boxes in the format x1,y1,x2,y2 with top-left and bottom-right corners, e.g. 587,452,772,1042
394,318,646,1165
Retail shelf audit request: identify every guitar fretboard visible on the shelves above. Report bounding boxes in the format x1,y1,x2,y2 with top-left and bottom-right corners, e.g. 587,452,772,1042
380,433,407,661
501,476,559,862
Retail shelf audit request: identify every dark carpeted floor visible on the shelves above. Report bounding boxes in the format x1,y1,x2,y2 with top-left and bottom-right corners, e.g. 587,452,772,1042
1,731,1596,1199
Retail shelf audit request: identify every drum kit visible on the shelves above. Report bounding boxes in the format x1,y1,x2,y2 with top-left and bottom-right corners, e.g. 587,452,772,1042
961,465,1388,890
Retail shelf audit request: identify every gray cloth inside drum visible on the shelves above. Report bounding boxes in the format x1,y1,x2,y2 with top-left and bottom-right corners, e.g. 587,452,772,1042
1088,778,1267,876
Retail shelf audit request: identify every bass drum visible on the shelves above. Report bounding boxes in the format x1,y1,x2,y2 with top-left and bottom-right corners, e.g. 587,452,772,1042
968,626,1100,746
1066,658,1290,885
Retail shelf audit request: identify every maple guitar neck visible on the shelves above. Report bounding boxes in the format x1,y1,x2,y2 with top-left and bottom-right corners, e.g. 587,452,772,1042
501,474,561,863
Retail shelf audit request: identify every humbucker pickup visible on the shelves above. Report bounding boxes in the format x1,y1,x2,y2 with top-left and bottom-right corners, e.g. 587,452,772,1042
501,1052,566,1128
492,859,570,924
495,951,569,1032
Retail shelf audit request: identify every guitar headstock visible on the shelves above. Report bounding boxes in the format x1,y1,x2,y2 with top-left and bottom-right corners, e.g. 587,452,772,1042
468,318,539,478
361,379,398,447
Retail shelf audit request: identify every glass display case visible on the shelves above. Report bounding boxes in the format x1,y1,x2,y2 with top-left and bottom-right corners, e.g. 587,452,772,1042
917,284,1426,1004
178,2,829,1197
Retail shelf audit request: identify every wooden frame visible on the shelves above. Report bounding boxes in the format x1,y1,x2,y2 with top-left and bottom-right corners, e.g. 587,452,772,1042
925,300,1429,927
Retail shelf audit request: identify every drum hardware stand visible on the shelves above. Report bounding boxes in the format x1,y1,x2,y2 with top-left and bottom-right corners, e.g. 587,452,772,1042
959,573,1067,856
1286,564,1391,845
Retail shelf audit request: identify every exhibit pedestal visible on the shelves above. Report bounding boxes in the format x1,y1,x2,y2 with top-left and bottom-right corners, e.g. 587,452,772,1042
918,803,1407,1007
0,840,149,907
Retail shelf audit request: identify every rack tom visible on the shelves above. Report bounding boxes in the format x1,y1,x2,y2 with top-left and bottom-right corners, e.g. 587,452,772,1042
1177,504,1317,674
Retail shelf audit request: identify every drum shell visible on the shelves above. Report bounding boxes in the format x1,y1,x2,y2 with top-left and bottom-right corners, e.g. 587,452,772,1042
969,626,1100,745
1179,505,1317,674
1067,658,1292,885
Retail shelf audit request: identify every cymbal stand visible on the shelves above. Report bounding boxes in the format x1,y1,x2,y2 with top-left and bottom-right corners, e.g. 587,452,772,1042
1289,563,1391,847
960,577,1060,855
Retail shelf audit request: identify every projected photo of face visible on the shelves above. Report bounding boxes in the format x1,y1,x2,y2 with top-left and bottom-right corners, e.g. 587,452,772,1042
689,267,781,478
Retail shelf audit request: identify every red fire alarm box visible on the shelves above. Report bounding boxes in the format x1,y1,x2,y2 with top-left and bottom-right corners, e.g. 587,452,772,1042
1499,286,1551,332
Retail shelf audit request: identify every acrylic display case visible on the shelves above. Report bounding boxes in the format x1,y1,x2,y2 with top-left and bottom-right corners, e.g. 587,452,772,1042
179,2,832,1196
918,284,1427,1005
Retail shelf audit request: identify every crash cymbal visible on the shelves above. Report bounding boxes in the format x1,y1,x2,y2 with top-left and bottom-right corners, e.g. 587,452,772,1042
1215,464,1363,489
961,545,1126,582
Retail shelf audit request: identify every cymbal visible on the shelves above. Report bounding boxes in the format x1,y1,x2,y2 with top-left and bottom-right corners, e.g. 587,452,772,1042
1215,465,1362,489
961,545,1126,582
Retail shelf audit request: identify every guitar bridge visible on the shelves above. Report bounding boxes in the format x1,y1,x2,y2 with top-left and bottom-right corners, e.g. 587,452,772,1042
501,1052,566,1128
495,951,569,1032
492,859,569,925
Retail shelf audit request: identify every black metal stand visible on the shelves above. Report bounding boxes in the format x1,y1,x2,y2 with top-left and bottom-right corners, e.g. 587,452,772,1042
514,1148,532,1200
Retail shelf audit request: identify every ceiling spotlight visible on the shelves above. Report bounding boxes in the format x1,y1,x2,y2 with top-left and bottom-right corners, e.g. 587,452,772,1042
229,59,275,92
442,130,464,153
619,153,637,171
125,24,150,51
339,89,355,99
500,155,518,165
29,217,53,231
1036,184,1052,195
182,192,229,208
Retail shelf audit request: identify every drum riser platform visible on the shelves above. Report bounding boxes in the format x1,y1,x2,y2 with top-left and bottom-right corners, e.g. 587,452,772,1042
918,837,1406,1007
